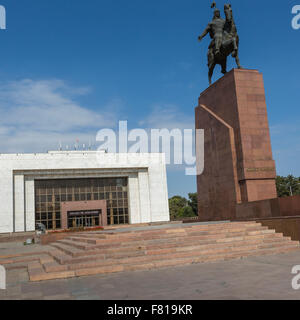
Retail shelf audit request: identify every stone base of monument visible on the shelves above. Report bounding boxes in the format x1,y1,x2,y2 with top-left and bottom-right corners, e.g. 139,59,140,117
195,69,300,241
196,68,280,220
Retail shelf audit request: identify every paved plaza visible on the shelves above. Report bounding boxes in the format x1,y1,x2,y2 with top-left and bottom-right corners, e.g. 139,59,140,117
1,243,300,300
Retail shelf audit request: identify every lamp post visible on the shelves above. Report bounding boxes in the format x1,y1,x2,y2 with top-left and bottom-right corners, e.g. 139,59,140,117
279,183,300,196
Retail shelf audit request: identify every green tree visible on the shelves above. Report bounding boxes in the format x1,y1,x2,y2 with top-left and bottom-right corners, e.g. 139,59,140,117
168,194,198,220
276,176,289,197
168,196,188,220
188,193,198,215
276,175,300,198
178,206,196,218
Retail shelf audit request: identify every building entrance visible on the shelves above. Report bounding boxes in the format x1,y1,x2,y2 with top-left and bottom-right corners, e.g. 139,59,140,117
35,177,128,230
67,210,101,228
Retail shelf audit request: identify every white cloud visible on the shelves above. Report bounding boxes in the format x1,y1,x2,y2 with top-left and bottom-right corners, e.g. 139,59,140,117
137,104,196,173
138,104,194,130
0,84,198,175
0,79,119,153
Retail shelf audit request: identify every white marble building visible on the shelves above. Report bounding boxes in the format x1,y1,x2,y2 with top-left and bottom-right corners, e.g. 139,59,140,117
0,151,170,233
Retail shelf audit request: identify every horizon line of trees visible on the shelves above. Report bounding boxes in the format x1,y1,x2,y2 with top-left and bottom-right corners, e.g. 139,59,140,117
169,175,300,220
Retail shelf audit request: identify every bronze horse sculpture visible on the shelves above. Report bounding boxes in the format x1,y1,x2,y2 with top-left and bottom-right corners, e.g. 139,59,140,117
198,3,242,85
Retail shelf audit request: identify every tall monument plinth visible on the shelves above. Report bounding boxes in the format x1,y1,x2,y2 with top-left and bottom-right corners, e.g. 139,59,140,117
196,69,277,221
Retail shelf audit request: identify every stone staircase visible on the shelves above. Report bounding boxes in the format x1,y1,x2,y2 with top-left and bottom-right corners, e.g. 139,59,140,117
0,221,299,282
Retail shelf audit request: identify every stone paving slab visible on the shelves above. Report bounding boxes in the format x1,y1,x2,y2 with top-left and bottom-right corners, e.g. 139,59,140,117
0,241,52,256
1,250,300,300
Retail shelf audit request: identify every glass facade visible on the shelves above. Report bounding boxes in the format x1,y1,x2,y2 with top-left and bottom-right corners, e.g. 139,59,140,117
35,177,129,230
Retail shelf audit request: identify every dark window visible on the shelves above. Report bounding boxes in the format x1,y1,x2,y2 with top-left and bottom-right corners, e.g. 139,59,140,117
35,177,129,230
80,194,86,201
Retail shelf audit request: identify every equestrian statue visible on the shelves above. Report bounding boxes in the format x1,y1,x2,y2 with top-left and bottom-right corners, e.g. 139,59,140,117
198,1,242,85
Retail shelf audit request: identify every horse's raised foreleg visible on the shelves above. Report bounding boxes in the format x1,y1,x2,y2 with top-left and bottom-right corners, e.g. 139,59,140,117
231,38,238,58
232,38,238,51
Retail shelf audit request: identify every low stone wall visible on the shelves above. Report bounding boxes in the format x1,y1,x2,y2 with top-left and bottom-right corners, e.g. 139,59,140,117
235,195,300,220
235,198,279,219
257,216,300,241
279,196,300,217
234,195,300,241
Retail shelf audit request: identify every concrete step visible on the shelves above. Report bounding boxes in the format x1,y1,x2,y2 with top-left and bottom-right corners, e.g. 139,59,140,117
50,237,295,267
50,242,104,258
0,253,53,268
55,230,282,255
28,260,75,282
258,240,299,250
122,244,300,272
54,229,284,258
0,250,48,260
24,222,300,282
68,222,262,241
64,228,275,250
29,243,300,281
0,255,40,265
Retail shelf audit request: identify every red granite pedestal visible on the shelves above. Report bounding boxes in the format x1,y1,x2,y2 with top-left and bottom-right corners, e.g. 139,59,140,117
195,69,277,221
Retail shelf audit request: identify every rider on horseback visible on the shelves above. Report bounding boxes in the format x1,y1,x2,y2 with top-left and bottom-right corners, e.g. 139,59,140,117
198,8,225,56
198,2,242,85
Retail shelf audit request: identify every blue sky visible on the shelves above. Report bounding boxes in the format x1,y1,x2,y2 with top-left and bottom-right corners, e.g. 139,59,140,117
0,0,299,198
